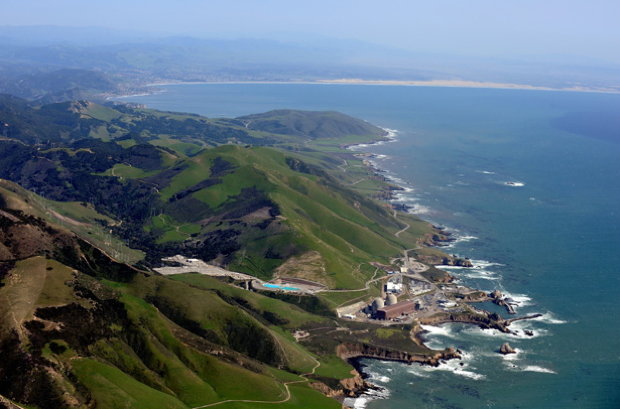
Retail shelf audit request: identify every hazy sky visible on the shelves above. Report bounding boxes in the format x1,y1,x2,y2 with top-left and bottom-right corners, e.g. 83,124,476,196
5,0,620,64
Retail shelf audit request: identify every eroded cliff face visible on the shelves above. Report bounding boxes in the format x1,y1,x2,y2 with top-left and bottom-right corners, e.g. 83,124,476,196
309,370,369,398
335,342,460,367
415,250,473,268
419,310,513,333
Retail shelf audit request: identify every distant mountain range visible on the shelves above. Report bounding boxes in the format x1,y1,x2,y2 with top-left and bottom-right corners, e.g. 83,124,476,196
1,26,618,103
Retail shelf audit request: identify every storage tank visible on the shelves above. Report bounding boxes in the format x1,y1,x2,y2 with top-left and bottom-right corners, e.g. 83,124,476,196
386,294,398,306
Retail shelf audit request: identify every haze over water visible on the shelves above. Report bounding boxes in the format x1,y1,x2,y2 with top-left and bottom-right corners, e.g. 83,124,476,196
124,84,620,408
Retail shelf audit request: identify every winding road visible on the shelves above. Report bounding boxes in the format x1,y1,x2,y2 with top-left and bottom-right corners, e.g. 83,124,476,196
190,357,321,409
392,209,410,238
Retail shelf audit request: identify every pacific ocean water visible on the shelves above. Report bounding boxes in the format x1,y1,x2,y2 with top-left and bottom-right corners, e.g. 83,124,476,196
121,84,620,408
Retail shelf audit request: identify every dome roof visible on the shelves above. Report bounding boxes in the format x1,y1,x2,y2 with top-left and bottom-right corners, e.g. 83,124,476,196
386,294,398,305
371,297,385,309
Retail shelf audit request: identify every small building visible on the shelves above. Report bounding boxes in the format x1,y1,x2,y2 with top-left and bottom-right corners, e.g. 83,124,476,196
400,267,408,273
375,300,416,320
386,282,403,293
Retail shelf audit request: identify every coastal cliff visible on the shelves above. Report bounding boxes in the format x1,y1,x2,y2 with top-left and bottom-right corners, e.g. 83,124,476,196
309,369,370,398
335,342,461,367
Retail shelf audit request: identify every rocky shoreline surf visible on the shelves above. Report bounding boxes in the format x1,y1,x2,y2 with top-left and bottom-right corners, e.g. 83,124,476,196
340,126,550,408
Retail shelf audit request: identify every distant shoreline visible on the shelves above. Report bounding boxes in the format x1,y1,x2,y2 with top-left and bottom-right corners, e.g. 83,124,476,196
142,78,620,95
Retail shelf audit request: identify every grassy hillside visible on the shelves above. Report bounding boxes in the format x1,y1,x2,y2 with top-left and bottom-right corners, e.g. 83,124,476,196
118,144,431,288
0,98,451,408
0,98,434,289
0,204,352,409
0,199,435,409
237,109,387,140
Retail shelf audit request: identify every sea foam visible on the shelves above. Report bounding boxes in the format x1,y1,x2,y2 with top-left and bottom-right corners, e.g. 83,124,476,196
531,312,568,325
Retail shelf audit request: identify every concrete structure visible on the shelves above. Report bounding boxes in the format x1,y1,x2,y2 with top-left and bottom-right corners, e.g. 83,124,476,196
375,300,416,320
386,281,403,293
386,294,398,306
371,297,385,313
156,255,255,281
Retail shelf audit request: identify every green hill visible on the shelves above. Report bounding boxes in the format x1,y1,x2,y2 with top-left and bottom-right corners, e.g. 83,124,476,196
237,109,386,140
0,98,433,289
0,188,435,409
0,98,451,408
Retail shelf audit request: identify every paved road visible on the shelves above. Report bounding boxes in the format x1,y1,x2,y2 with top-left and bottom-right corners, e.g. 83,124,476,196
392,209,410,238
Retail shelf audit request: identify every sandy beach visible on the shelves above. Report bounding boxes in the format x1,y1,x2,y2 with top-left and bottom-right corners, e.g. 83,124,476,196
140,78,620,95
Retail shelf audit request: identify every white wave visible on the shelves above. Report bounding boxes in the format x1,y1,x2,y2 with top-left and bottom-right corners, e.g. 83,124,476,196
464,325,548,340
381,127,399,140
367,374,391,384
384,174,407,185
440,234,479,249
406,366,432,378
407,203,433,215
404,350,486,381
531,312,567,325
478,170,496,175
346,127,399,153
503,181,525,187
439,258,502,280
499,291,532,306
522,365,557,374
504,363,557,374
448,367,486,380
455,234,479,243
434,258,501,270
420,324,455,338
509,320,551,338
461,270,501,281
343,379,391,409
431,353,486,380
425,339,450,350
364,369,391,384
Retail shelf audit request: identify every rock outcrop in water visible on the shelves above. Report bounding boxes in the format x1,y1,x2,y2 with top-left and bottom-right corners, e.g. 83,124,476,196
489,290,517,314
499,343,516,354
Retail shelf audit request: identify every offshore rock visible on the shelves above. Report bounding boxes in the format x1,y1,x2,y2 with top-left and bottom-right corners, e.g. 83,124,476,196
499,343,516,355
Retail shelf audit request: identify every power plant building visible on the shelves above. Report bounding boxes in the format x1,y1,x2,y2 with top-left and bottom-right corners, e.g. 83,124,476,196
371,297,385,313
375,300,416,320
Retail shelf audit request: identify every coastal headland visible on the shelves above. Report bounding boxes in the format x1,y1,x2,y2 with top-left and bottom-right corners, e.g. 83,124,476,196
0,98,544,408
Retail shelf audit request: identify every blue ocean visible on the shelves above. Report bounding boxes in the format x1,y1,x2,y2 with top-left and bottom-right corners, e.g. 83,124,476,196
122,84,620,409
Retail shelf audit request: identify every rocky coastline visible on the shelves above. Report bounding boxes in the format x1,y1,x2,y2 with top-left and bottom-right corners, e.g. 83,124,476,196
339,130,542,405
327,342,463,405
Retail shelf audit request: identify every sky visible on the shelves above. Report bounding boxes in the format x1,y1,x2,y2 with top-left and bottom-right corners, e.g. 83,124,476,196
4,0,620,64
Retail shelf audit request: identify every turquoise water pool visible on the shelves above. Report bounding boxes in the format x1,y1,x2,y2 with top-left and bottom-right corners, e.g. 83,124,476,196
263,283,300,291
